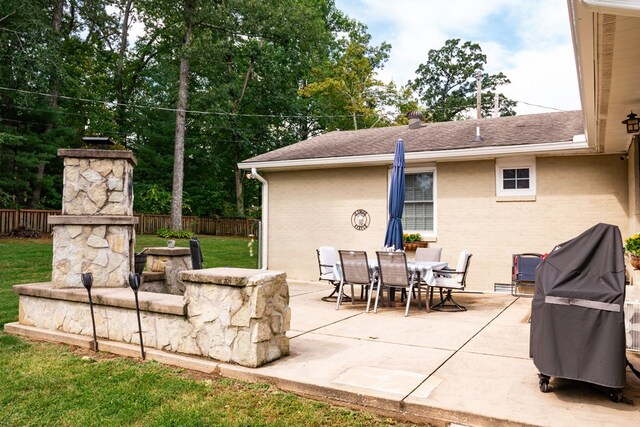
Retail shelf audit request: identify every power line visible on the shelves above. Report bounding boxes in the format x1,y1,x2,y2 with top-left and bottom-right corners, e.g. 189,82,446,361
0,86,361,120
513,100,567,112
0,85,571,123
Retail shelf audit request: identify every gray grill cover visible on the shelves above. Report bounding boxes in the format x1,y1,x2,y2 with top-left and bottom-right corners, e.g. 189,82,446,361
530,223,626,388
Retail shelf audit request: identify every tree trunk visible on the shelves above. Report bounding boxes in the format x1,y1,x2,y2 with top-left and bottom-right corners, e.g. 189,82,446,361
234,165,244,216
169,0,195,231
32,0,64,207
230,58,255,217
116,0,133,136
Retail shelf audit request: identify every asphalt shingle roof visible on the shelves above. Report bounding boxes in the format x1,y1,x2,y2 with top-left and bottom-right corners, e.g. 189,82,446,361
243,110,584,164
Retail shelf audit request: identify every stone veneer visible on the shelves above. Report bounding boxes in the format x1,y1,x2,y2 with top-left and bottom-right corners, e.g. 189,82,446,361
51,223,133,288
50,149,137,289
14,268,290,368
60,149,134,216
181,268,290,367
141,247,192,295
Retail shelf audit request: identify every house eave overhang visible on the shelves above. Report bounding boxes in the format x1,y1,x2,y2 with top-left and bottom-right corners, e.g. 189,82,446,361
579,0,640,17
238,137,591,172
568,0,640,154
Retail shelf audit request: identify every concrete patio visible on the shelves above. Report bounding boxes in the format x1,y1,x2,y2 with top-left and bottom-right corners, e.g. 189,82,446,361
7,279,640,426
222,281,640,426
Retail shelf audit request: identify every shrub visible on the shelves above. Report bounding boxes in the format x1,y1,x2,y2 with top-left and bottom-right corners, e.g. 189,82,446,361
8,225,43,239
625,233,640,256
156,227,194,239
403,233,422,243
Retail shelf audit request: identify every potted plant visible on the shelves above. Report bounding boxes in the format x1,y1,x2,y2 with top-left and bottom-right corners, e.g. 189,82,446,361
403,233,428,251
625,233,640,269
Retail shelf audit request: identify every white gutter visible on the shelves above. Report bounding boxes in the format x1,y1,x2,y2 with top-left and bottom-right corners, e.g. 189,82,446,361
249,168,268,270
579,0,640,16
239,138,590,171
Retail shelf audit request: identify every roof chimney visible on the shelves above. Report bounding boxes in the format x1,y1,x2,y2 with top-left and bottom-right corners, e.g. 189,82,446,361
407,110,423,129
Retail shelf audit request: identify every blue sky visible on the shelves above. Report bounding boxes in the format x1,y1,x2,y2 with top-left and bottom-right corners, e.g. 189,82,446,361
334,0,581,115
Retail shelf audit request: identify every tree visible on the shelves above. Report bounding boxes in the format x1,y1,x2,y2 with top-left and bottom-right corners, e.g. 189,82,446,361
187,0,341,216
0,0,119,209
409,38,516,122
169,0,195,231
0,0,412,221
300,21,394,132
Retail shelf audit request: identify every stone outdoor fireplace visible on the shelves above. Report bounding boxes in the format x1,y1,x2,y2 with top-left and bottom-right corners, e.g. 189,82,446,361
5,145,290,368
49,148,138,288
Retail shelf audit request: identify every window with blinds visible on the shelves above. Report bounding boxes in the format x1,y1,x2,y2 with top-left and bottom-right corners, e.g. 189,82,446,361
403,172,434,231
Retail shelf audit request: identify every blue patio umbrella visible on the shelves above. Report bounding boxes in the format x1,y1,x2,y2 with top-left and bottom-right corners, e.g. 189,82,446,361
384,138,405,250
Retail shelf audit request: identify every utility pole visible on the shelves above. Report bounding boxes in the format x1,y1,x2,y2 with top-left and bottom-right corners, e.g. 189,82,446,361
493,94,500,118
476,72,482,119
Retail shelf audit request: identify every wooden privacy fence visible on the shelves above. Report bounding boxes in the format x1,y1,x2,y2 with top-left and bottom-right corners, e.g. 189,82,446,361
135,214,259,237
0,209,62,234
0,209,258,237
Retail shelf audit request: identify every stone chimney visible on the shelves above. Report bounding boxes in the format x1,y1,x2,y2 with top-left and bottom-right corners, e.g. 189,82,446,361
407,110,423,129
49,141,138,289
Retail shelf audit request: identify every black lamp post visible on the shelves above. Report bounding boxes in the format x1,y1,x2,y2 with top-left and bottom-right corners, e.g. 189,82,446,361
128,272,146,360
81,272,99,352
622,111,640,134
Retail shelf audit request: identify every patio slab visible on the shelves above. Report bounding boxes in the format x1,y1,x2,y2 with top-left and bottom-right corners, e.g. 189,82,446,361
271,282,640,426
221,331,453,401
7,279,640,426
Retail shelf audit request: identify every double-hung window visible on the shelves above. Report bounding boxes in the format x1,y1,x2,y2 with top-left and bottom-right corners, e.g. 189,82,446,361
495,157,536,198
402,167,436,236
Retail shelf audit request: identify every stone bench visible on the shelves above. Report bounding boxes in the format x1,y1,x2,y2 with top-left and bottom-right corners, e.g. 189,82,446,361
12,268,290,368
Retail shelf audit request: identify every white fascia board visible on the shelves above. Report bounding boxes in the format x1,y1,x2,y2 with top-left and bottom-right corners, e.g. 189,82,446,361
569,0,598,151
238,138,591,171
568,1,594,143
579,0,640,17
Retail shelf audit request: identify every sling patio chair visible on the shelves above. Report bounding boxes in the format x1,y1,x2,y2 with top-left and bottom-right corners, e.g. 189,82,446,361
374,251,422,317
336,250,376,311
511,253,543,297
316,246,346,302
415,247,442,263
431,250,472,312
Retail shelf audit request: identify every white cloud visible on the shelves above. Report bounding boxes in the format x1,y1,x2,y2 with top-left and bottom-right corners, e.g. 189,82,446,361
335,0,581,115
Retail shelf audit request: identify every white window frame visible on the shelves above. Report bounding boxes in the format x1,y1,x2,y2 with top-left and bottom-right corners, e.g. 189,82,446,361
389,166,437,238
495,157,536,197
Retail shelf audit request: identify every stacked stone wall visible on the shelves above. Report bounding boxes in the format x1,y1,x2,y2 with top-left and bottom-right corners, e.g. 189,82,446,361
16,268,290,368
51,149,137,289
62,155,133,216
52,225,132,288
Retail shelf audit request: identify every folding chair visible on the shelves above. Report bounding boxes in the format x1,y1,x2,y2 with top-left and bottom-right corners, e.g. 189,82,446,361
511,253,542,296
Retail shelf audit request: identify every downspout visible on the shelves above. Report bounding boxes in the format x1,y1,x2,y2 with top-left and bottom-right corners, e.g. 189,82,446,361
249,168,268,270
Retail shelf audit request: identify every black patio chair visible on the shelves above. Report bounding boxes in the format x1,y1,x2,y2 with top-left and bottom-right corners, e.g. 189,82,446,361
190,236,203,270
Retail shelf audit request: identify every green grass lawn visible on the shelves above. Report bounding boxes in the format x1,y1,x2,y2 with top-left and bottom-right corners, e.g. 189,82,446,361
0,236,411,426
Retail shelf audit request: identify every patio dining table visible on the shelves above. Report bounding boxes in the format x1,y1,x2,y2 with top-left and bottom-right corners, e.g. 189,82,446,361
333,258,448,301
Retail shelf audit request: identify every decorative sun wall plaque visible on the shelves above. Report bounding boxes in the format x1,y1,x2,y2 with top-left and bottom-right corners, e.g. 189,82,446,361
351,209,370,231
